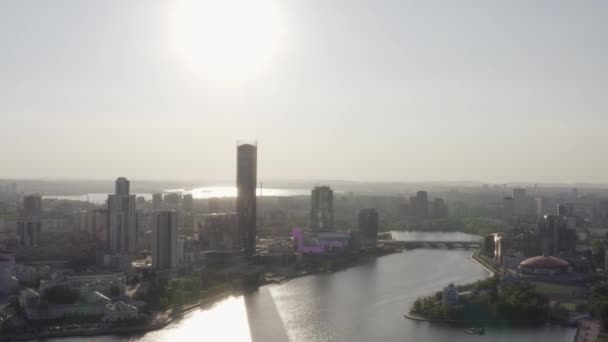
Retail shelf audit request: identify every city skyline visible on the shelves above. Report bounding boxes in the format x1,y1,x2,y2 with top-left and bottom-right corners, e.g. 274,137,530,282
1,1,607,340
1,0,608,183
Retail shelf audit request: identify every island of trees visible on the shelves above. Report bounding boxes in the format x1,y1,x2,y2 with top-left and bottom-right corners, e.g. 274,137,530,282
410,276,552,324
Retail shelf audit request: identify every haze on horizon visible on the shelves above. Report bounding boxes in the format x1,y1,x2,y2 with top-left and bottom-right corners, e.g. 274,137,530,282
1,1,607,184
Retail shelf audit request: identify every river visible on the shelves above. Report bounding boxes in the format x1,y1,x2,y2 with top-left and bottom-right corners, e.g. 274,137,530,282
43,186,311,204
47,237,575,342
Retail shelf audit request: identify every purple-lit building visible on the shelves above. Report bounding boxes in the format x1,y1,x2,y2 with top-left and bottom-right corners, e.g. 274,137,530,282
292,228,352,254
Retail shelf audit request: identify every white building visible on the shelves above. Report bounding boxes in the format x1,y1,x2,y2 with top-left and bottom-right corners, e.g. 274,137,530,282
152,211,178,271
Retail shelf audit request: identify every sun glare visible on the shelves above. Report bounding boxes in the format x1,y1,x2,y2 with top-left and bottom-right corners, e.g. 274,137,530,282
172,0,283,81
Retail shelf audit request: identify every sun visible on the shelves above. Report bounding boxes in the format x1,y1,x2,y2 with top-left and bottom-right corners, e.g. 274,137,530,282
171,0,283,81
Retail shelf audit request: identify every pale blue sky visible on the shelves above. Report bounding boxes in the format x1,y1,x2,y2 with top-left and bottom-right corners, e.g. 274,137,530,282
1,1,607,183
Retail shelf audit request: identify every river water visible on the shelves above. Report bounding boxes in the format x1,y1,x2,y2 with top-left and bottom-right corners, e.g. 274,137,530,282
43,187,311,204
390,230,483,242
48,239,575,342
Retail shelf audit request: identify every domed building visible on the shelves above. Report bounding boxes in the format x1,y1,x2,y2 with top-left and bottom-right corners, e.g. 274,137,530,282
517,256,569,276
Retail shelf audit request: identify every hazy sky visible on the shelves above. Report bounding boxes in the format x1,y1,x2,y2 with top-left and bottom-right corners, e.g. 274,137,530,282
1,1,607,183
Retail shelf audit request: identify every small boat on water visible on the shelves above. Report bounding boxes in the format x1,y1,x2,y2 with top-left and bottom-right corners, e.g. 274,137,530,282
464,327,485,335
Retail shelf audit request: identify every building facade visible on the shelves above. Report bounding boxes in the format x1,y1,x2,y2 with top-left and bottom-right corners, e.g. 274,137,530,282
17,195,42,248
310,186,334,232
107,178,137,254
236,141,257,256
75,209,108,241
410,191,429,219
152,211,178,271
196,213,241,250
152,193,163,210
431,198,449,219
358,208,379,248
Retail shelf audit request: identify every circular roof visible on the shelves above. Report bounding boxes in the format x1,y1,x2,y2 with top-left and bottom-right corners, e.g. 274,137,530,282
520,256,569,269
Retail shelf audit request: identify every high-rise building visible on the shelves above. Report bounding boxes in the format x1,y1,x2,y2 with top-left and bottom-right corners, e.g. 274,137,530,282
600,200,608,226
107,178,137,254
136,211,153,250
164,193,182,210
535,197,547,218
310,186,334,232
431,198,449,219
410,191,429,219
152,211,178,271
512,188,532,216
7,182,17,195
538,214,577,256
74,209,108,240
236,141,257,256
152,193,163,210
502,196,514,220
557,203,575,217
21,195,42,220
17,221,41,248
358,208,379,248
17,195,42,248
196,213,241,250
115,177,130,196
182,194,193,212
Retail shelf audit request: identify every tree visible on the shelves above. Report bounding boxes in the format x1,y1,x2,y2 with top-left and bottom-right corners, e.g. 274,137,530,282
412,298,423,313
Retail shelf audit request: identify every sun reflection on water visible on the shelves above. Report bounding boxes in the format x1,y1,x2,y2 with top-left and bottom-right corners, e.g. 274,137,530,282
142,296,252,342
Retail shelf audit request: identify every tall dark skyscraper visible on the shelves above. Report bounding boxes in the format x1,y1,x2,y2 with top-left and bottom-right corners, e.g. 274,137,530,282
237,141,257,256
17,195,42,248
358,208,379,248
115,177,130,196
107,177,137,254
152,210,178,271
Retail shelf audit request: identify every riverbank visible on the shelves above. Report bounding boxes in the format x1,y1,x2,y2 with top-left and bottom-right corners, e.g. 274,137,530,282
2,249,401,341
471,249,499,276
0,290,238,341
403,311,547,325
407,268,555,327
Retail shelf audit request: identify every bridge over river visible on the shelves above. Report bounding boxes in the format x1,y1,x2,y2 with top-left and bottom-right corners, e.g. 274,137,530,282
379,239,481,249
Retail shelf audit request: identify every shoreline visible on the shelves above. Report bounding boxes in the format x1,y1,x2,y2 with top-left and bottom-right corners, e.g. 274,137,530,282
406,251,577,329
471,249,498,276
4,245,491,341
1,251,399,341
402,311,547,325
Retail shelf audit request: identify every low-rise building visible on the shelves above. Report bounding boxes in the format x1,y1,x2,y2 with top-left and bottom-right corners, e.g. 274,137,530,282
102,301,139,322
442,283,459,304
39,273,126,298
18,288,130,321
